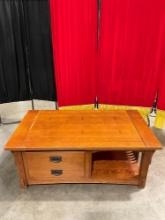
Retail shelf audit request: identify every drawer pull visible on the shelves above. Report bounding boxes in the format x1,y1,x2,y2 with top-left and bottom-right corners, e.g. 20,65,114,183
50,156,62,163
51,170,63,176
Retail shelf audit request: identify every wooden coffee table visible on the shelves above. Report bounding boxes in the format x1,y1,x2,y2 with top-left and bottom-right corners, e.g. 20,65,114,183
5,110,161,188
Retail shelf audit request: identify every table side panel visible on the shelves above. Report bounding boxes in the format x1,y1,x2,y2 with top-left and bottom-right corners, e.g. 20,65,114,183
127,110,162,150
5,111,39,149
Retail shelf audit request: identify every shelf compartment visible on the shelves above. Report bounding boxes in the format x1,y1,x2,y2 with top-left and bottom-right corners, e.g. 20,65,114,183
91,160,139,185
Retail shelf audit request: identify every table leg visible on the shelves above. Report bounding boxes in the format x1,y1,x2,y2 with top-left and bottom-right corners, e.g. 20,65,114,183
138,151,155,188
85,151,92,178
13,152,28,188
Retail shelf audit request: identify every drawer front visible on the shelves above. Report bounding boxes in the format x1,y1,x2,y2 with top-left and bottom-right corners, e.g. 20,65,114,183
23,151,85,184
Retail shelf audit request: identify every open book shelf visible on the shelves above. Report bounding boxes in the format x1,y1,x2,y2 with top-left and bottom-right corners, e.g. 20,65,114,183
90,151,139,185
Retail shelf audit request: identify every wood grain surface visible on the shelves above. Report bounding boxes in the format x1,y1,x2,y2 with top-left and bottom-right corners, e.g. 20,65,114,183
5,110,162,151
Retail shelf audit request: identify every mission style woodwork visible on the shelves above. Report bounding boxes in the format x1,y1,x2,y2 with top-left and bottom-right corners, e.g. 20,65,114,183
5,110,161,188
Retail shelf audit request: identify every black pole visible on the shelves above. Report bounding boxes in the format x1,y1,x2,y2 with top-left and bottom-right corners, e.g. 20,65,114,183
95,96,99,109
21,0,34,110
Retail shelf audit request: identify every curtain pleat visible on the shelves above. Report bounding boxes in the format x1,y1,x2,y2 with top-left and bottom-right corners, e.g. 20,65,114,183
50,0,98,107
98,0,165,107
1,0,165,108
155,10,165,113
0,0,30,103
0,0,56,104
158,74,165,110
23,0,56,101
157,25,165,111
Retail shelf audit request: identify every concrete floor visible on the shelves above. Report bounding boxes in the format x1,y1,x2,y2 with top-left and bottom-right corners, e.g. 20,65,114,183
0,124,165,220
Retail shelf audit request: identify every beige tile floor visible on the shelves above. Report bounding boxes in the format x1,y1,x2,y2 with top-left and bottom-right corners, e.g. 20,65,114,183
0,103,165,220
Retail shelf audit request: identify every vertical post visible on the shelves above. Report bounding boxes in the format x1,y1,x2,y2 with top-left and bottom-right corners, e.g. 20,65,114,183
0,115,2,125
94,96,99,109
55,101,59,110
85,151,92,178
148,94,158,127
31,99,35,110
138,151,154,188
97,0,101,47
13,152,28,188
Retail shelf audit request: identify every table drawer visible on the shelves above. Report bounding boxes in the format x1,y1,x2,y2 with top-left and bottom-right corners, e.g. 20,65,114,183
23,151,85,184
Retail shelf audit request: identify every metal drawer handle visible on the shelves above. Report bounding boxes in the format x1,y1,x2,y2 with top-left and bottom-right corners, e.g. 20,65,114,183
51,170,63,176
49,156,62,163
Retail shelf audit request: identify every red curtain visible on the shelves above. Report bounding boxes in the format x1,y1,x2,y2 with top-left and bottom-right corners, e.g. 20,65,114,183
158,81,165,110
50,0,98,107
158,72,165,110
157,14,165,110
98,0,165,107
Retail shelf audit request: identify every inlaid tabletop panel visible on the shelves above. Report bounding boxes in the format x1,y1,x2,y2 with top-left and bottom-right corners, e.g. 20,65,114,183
5,110,161,151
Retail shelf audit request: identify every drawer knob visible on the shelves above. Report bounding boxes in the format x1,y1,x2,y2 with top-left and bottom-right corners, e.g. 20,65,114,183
50,156,62,163
51,170,63,176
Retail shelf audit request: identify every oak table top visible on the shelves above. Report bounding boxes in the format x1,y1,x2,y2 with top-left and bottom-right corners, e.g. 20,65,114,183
5,110,161,151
